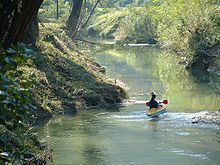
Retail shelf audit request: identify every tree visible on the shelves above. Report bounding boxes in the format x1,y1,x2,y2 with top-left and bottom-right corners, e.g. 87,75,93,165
0,0,43,48
23,16,39,46
66,0,83,38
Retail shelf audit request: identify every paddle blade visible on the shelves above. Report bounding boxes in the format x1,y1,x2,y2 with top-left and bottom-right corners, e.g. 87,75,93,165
163,100,168,104
146,102,149,106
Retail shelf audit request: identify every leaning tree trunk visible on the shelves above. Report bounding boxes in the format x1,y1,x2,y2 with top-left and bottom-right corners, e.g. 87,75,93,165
0,0,43,48
81,0,100,29
66,0,83,39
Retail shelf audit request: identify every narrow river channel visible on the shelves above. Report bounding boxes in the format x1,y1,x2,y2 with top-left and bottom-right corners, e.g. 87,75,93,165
37,46,220,165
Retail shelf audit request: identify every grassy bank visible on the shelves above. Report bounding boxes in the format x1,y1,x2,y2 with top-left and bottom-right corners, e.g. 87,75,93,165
32,23,127,119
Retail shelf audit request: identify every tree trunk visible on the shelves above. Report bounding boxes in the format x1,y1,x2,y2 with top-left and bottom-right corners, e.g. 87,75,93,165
81,0,100,29
0,0,43,48
56,0,59,19
66,0,83,38
23,16,39,47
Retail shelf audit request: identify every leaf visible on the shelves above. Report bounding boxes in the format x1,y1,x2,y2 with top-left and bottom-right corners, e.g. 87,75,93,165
29,104,37,110
1,85,10,90
24,48,33,56
1,77,11,85
17,42,27,50
7,48,17,54
4,56,12,64
0,90,7,96
0,152,9,157
4,56,17,67
2,100,10,104
18,120,27,127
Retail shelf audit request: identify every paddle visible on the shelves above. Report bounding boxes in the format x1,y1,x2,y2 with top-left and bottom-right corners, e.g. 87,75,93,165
161,99,168,104
145,99,168,106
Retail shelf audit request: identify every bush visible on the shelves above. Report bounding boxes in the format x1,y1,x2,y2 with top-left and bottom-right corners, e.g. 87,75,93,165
150,0,220,68
0,43,35,130
89,7,156,43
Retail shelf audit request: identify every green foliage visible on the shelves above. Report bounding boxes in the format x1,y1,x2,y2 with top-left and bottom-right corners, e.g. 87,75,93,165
90,7,156,43
115,7,155,43
0,43,35,130
91,8,128,38
0,125,47,164
99,0,149,8
150,0,220,66
0,44,48,164
39,0,71,21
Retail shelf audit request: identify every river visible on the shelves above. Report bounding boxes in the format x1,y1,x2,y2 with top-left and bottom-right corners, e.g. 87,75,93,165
37,46,220,165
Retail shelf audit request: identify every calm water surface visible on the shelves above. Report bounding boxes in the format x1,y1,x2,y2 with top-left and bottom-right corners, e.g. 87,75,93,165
38,46,220,165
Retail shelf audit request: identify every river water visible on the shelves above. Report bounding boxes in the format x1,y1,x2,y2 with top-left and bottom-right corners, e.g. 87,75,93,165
38,46,220,165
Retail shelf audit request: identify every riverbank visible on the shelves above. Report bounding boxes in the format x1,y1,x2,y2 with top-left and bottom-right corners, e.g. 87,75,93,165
30,23,127,120
0,23,128,164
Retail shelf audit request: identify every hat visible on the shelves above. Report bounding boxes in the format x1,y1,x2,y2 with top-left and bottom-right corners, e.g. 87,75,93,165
149,92,156,96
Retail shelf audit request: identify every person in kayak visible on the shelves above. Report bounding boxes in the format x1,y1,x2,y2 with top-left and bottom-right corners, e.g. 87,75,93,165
148,92,159,109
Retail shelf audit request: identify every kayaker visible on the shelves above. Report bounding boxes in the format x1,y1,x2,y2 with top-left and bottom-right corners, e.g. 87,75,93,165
148,92,159,109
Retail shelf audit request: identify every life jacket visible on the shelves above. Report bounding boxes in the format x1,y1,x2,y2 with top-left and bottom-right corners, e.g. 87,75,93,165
148,100,159,108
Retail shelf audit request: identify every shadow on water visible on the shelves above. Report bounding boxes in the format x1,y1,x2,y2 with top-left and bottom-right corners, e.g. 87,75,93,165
37,112,111,165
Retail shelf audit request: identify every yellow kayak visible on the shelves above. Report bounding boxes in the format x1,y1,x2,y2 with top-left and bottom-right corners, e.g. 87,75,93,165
146,105,167,117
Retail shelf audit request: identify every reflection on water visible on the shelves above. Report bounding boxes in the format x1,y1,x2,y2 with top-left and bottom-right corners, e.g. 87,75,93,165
146,118,160,132
37,46,220,164
94,47,220,111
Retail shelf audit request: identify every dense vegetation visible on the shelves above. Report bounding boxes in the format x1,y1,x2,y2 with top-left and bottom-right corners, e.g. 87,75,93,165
0,44,44,163
151,0,220,70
